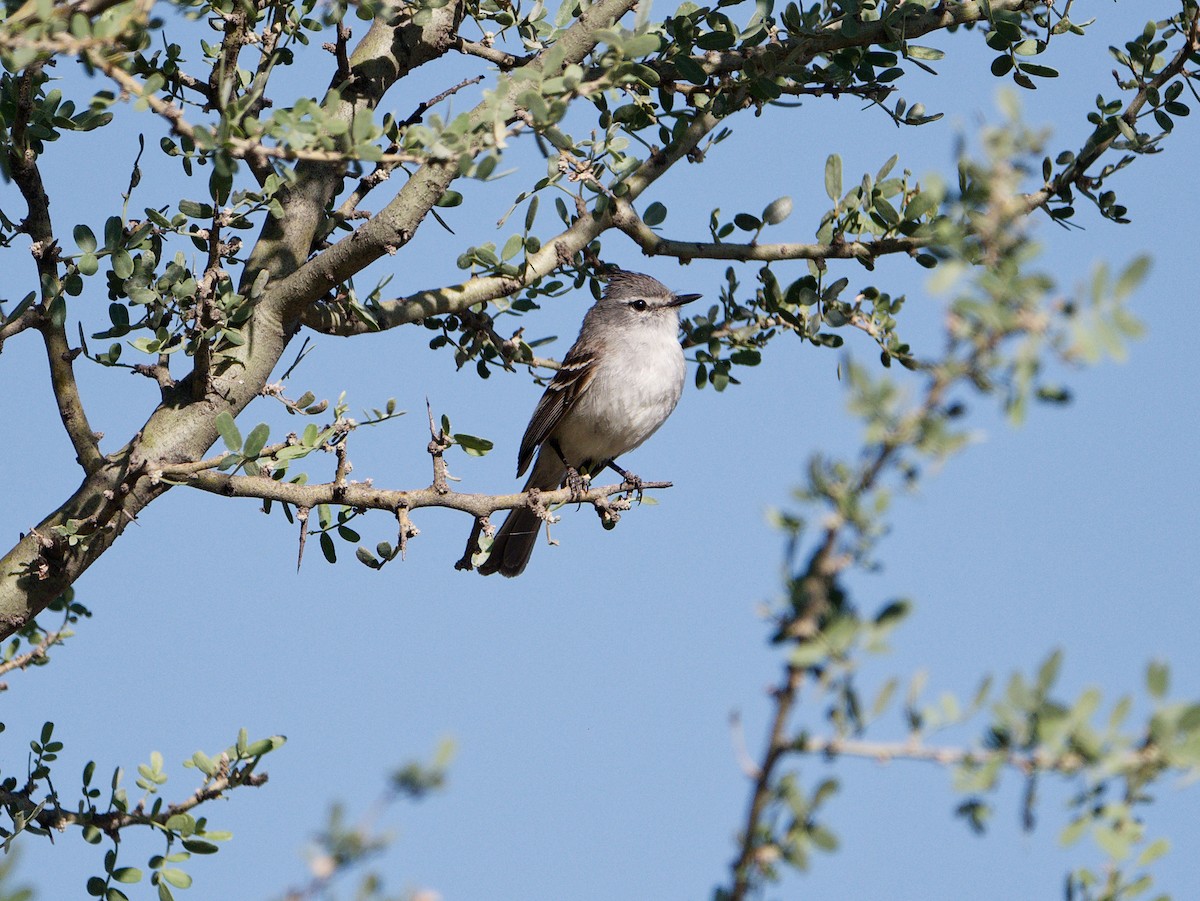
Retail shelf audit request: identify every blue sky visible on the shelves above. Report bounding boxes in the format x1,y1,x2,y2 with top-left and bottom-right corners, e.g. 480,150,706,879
2,4,1199,899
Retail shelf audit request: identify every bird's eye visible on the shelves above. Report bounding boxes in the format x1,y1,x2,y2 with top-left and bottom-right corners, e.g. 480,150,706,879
629,299,648,312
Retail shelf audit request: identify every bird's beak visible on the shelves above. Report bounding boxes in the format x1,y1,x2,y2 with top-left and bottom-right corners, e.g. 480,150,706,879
668,292,702,308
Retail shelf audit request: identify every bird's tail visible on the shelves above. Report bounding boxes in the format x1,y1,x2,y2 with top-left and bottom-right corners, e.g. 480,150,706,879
477,452,566,577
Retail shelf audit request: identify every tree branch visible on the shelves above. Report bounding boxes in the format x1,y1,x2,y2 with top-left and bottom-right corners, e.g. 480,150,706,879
40,319,104,473
1023,8,1200,214
688,0,1042,80
167,468,670,524
0,610,69,689
0,306,39,350
275,0,642,318
239,2,468,290
791,735,1150,776
82,49,429,167
611,197,931,263
301,108,722,336
0,767,269,839
451,36,527,69
333,75,486,223
7,66,103,474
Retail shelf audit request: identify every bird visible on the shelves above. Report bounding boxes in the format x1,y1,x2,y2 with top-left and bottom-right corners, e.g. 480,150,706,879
477,270,701,577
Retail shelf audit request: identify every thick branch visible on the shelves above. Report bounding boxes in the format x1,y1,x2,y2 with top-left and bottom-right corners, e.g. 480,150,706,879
240,3,468,289
301,109,721,336
276,0,641,318
0,450,167,638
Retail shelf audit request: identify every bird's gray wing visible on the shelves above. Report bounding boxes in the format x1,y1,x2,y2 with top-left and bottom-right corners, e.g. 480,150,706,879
516,348,597,477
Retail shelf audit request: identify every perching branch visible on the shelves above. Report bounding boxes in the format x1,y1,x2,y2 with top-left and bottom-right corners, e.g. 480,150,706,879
167,469,670,530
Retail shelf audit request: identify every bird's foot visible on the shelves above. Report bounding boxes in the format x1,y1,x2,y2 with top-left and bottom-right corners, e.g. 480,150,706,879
564,466,589,502
607,462,644,502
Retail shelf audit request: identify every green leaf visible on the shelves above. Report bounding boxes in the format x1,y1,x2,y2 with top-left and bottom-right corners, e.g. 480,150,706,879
1019,63,1059,78
695,30,734,50
1114,254,1150,300
103,215,123,249
501,233,524,261
809,825,839,852
1146,660,1169,699
1036,649,1062,693
762,195,792,225
47,294,67,328
523,195,539,232
112,868,143,884
672,54,707,85
165,813,195,834
3,292,36,325
905,192,939,221
733,213,760,231
215,412,242,453
112,249,134,279
181,839,219,855
1094,823,1131,861
1059,816,1088,847
453,433,494,457
906,45,944,61
190,751,216,777
74,224,97,253
824,154,842,202
642,201,667,227
1137,837,1170,866
178,200,211,219
242,423,269,459
320,532,337,564
160,869,191,889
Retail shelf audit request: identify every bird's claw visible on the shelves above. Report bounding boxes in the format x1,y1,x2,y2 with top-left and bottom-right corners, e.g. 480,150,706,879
621,472,644,503
565,466,588,502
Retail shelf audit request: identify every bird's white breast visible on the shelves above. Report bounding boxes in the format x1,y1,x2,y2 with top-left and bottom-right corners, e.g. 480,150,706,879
554,323,685,467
